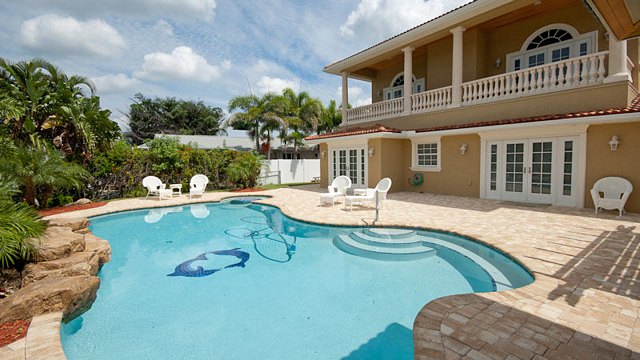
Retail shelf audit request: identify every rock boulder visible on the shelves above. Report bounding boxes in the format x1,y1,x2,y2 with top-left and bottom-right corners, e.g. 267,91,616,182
21,251,100,287
46,217,89,232
0,275,100,322
35,226,85,262
84,234,112,264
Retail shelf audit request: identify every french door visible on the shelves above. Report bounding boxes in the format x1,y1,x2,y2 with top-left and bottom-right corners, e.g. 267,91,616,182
485,137,578,206
331,147,366,188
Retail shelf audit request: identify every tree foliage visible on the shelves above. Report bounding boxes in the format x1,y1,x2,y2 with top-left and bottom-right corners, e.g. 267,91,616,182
0,177,45,268
128,93,225,144
226,152,264,188
0,57,120,162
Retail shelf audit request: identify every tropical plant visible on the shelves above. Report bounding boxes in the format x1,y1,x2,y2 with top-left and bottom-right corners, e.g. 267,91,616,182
278,88,323,156
1,135,90,207
226,152,263,188
0,177,45,268
0,57,119,161
318,99,343,133
128,93,225,144
227,93,286,158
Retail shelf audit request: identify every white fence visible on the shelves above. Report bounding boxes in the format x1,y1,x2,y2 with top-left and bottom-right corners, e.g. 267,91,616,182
259,159,321,185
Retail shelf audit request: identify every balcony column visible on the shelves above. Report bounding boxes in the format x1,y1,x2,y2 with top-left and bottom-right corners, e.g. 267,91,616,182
605,36,631,83
341,72,349,122
450,26,466,107
402,47,414,114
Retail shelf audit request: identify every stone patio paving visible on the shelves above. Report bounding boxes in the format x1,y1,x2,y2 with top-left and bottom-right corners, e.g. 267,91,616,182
6,185,640,359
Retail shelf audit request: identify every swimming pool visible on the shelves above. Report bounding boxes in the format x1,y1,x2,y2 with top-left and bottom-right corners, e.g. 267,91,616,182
61,199,533,359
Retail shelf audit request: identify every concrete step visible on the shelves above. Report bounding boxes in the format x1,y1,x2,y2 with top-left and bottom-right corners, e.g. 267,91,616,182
334,234,436,261
363,228,417,239
348,231,423,248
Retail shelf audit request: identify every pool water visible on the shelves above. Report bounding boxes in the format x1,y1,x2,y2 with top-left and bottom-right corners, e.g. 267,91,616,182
61,201,533,360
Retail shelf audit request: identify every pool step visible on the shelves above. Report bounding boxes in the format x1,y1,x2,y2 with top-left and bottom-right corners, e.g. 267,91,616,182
348,231,423,248
362,228,416,239
334,232,436,261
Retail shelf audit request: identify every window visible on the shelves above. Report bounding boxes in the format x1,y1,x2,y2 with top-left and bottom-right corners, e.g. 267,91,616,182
507,25,597,72
411,138,441,171
417,143,438,166
383,73,425,100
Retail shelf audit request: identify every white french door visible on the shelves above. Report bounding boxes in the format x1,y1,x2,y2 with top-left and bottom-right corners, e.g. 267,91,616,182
485,137,579,206
330,147,367,188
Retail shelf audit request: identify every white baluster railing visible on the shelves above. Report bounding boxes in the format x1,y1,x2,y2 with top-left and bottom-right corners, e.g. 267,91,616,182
411,86,452,113
462,51,608,106
345,97,404,123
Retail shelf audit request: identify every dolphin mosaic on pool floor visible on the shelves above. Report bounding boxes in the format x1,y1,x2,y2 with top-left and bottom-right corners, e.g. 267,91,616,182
8,185,640,359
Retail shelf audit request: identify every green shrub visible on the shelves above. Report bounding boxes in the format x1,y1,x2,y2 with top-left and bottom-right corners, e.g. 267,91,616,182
0,178,45,268
226,152,263,188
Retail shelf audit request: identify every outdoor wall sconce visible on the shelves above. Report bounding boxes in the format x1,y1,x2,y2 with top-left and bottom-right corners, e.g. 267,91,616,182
460,144,468,155
368,147,375,157
609,135,619,151
320,150,326,158
495,58,501,68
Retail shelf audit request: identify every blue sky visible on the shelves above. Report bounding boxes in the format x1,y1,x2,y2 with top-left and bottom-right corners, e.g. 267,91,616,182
0,0,469,129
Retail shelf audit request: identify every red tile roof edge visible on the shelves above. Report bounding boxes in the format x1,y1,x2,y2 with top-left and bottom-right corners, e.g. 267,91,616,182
305,124,401,141
414,94,640,133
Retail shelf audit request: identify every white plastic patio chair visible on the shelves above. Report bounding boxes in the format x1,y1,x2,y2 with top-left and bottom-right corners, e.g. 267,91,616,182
142,176,172,200
320,176,352,206
189,174,209,198
590,177,633,216
344,177,392,211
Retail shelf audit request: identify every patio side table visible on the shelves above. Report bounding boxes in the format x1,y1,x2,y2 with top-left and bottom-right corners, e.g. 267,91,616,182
170,184,182,197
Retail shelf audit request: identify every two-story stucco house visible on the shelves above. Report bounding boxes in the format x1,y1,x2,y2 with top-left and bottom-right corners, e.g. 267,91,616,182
307,0,640,213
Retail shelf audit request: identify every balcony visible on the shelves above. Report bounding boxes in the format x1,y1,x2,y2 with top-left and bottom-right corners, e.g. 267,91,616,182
345,52,610,125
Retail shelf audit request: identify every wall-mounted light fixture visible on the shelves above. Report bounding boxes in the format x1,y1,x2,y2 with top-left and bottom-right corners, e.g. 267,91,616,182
368,147,375,157
495,58,501,68
459,144,468,155
320,150,326,158
609,135,620,151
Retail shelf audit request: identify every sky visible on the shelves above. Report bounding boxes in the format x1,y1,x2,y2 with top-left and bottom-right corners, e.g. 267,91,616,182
0,0,470,130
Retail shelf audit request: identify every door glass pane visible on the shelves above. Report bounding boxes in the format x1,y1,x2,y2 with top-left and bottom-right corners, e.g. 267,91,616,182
563,141,573,196
505,143,525,193
530,141,553,195
360,149,365,186
349,149,357,184
339,150,347,176
332,150,337,180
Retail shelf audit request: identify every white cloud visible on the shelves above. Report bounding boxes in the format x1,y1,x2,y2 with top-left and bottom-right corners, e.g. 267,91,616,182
336,86,371,106
24,0,217,22
20,14,125,57
92,73,141,94
135,46,225,82
153,20,174,36
256,76,300,95
340,0,471,41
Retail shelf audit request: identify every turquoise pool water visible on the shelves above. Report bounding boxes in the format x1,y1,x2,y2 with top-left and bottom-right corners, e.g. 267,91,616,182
61,199,533,359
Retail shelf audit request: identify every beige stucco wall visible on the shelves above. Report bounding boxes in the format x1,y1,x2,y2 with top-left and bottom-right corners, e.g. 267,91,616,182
402,134,481,197
367,138,407,193
319,143,328,188
369,2,610,102
585,121,640,213
483,3,607,78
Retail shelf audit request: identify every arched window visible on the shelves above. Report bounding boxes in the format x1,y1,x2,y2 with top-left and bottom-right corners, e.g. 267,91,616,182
506,24,597,72
526,28,573,50
383,73,425,100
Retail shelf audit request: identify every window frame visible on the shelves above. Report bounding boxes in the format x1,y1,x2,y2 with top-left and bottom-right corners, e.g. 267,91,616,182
410,137,441,172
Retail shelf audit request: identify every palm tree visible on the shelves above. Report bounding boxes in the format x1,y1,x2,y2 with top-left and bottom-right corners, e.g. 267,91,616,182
227,93,286,159
0,57,116,161
318,100,343,133
1,135,90,207
279,88,323,157
0,177,45,268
